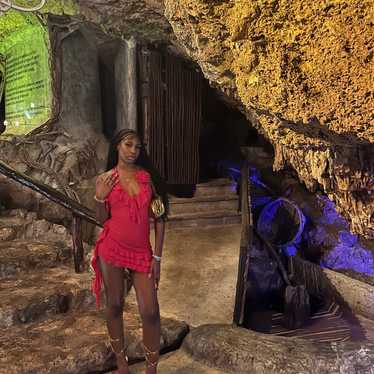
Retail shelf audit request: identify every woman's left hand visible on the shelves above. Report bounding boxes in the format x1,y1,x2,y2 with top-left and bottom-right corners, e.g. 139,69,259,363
148,259,161,290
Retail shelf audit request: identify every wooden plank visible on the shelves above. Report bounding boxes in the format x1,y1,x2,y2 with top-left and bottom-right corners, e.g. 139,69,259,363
72,215,84,273
233,160,252,325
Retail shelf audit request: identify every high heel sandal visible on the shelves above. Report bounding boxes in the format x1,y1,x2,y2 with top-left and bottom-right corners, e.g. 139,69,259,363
142,342,159,368
109,336,129,364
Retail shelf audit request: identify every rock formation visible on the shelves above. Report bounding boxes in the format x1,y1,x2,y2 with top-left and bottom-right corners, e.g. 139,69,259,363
162,0,374,239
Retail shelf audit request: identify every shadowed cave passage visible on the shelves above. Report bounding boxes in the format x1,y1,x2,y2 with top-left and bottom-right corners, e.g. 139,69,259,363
223,144,374,341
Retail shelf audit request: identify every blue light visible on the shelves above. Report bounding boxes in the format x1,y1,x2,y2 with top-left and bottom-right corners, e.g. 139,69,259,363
318,197,374,276
216,159,374,277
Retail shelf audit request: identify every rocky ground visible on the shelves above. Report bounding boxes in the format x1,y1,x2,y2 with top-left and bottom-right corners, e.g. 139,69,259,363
2,208,374,373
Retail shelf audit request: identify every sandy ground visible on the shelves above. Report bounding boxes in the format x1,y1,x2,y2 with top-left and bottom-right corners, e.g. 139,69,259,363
127,224,241,328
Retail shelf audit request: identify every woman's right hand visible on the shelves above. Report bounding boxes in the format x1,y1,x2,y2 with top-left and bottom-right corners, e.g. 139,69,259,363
95,170,118,200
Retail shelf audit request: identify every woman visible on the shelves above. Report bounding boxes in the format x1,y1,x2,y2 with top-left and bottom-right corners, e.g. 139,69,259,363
91,129,167,374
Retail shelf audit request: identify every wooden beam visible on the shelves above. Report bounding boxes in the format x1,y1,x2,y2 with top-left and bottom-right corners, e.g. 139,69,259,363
0,160,101,227
233,159,253,325
72,214,84,273
115,37,137,131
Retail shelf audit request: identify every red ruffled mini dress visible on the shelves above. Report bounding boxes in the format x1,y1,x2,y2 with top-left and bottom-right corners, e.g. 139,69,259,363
91,168,153,307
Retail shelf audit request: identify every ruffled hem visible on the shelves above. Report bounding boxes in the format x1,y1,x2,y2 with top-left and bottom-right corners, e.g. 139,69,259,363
91,225,152,308
98,238,152,271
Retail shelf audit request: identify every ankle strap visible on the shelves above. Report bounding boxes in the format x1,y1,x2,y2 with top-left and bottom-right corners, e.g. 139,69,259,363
143,343,159,367
108,337,128,361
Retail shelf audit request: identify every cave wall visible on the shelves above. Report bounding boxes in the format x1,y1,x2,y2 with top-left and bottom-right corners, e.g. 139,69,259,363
162,0,374,239
0,21,108,238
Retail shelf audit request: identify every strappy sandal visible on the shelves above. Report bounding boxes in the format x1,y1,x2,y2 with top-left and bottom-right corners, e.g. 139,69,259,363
109,336,129,365
143,342,159,368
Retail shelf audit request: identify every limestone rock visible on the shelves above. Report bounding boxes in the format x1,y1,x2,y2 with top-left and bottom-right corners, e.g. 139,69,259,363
0,240,71,280
183,324,374,374
77,0,173,44
129,350,226,373
0,266,94,328
163,0,374,239
0,305,188,374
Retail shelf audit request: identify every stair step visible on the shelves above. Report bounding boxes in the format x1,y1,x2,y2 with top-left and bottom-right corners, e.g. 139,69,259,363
169,196,238,215
197,178,233,187
0,216,29,240
0,302,189,374
0,209,71,242
169,195,237,204
168,210,241,228
0,240,72,280
194,182,236,198
0,266,94,328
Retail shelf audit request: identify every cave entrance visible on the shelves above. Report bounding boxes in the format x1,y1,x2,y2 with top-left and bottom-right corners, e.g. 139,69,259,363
98,41,255,198
199,86,252,183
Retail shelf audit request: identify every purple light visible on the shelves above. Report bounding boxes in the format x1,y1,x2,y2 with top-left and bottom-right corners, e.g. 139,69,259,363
217,160,374,277
317,195,349,229
318,197,374,276
321,231,374,276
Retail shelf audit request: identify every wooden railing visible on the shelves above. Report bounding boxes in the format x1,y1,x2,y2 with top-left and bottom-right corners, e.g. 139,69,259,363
0,160,101,273
233,158,253,325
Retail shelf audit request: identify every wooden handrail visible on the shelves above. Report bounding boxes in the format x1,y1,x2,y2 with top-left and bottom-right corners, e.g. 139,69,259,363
0,159,102,273
0,160,101,227
233,160,253,326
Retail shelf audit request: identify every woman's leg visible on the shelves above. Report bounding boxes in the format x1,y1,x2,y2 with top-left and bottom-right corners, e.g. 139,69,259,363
132,271,160,374
99,258,130,374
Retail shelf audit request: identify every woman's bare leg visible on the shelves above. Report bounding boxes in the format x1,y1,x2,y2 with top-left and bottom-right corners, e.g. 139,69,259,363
132,271,160,374
99,258,130,374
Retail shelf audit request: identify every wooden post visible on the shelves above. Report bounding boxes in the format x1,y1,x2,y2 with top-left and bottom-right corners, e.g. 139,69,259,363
72,214,84,273
233,158,253,325
115,37,137,131
139,47,151,151
126,36,137,131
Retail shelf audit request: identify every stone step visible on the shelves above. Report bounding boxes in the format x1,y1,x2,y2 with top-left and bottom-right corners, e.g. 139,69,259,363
194,178,236,198
0,240,72,280
198,178,233,186
167,210,241,228
0,209,71,242
0,266,94,328
0,302,189,374
169,195,238,215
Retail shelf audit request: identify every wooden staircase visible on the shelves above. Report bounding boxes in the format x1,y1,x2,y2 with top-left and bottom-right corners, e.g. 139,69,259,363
167,178,241,227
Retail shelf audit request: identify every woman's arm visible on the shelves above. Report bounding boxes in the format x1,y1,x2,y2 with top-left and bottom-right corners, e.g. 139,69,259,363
153,218,165,258
95,170,117,225
96,200,109,225
150,217,165,289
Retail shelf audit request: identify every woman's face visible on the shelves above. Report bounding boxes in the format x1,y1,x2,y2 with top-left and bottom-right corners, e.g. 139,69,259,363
117,134,141,164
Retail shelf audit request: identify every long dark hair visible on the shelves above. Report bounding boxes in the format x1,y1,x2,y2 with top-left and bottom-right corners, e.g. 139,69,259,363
106,129,169,218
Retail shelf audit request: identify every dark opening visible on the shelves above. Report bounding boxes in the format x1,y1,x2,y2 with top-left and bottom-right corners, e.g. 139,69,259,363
98,41,120,140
